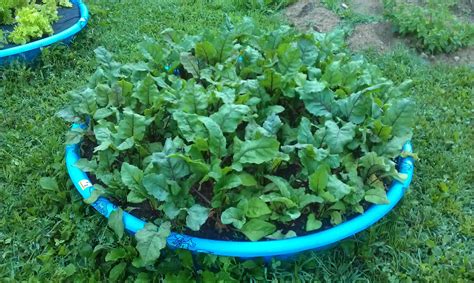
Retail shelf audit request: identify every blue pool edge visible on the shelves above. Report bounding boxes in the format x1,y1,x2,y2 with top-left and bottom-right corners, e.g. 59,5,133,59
66,123,415,258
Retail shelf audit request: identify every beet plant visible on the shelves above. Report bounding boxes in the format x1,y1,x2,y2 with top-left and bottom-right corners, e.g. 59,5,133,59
60,18,415,263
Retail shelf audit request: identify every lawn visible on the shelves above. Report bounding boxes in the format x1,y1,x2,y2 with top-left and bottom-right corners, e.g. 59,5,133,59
0,0,472,281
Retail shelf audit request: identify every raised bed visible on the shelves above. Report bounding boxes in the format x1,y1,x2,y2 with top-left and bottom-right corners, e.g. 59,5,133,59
0,0,89,65
66,123,415,258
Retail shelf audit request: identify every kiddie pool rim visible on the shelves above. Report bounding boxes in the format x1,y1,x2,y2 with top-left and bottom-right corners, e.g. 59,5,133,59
66,123,414,258
0,0,89,62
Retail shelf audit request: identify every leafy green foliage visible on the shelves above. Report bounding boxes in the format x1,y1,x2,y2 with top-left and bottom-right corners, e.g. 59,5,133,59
306,213,322,231
241,219,276,241
62,18,415,244
135,222,171,264
186,204,210,231
0,0,72,45
0,0,28,25
108,208,125,239
383,0,474,53
1,0,472,281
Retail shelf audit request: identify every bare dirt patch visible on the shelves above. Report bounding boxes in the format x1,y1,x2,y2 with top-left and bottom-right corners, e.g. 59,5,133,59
452,0,474,23
351,0,384,16
429,47,474,65
285,0,340,32
348,22,400,52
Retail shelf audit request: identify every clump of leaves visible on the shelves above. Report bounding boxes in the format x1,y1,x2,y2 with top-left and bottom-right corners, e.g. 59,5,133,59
383,0,474,53
61,18,414,252
0,0,72,45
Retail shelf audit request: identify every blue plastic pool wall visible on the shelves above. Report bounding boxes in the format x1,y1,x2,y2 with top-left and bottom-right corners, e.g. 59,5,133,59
0,0,88,64
66,122,415,258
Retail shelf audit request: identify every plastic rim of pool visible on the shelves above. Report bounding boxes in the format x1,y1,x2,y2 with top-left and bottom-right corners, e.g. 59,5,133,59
66,123,415,258
0,0,89,64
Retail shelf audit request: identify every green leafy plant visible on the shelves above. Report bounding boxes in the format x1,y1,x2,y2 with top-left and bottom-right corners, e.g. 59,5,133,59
383,0,474,53
0,0,72,45
60,18,414,259
2,0,473,279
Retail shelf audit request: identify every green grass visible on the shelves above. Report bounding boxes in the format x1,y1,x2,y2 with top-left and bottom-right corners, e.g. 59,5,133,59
1,0,473,281
232,0,298,11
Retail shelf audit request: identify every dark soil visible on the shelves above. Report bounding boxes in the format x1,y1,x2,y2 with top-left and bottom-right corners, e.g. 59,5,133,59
126,201,162,220
81,139,95,160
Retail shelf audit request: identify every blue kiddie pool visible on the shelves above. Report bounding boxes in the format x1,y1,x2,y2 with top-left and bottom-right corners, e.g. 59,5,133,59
66,123,415,258
0,0,89,65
